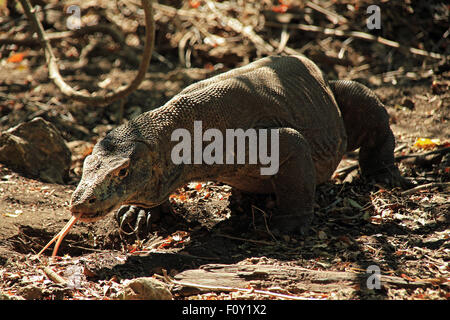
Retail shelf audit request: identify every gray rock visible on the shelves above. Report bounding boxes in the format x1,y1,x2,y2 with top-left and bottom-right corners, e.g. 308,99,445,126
17,285,43,300
116,277,173,300
0,117,71,184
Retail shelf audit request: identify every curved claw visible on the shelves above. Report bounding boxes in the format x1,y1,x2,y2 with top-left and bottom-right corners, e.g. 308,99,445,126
115,205,138,235
135,209,150,234
114,205,153,237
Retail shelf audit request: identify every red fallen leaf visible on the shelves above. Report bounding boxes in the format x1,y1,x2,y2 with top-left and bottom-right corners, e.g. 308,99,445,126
272,4,289,13
82,145,94,158
158,236,174,249
189,0,201,8
395,250,406,256
128,246,137,253
170,193,187,201
195,183,202,191
204,63,214,71
401,273,415,282
7,52,27,63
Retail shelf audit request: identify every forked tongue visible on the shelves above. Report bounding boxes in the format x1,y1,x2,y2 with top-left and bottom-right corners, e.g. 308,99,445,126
37,214,80,257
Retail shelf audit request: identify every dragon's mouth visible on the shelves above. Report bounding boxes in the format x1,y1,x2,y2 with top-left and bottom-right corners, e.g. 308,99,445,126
74,203,120,222
71,193,165,223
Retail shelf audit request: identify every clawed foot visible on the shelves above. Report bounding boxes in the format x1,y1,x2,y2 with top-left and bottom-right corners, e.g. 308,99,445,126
366,166,413,189
115,205,155,238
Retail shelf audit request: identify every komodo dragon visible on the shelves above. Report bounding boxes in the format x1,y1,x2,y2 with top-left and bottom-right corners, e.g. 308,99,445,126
70,55,407,235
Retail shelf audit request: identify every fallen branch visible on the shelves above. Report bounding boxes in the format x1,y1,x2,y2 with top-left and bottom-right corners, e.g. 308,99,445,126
215,233,275,246
205,0,274,54
17,0,155,105
336,146,450,176
265,21,448,60
401,182,450,196
305,1,348,25
174,263,447,297
172,280,316,300
395,146,450,161
42,266,68,286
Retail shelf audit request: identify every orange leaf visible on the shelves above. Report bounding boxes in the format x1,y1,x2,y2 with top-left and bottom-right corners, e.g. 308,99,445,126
401,273,415,282
7,52,26,63
128,246,137,253
189,0,201,8
82,145,94,158
204,63,214,71
170,193,187,201
395,250,405,256
272,4,289,13
195,183,202,191
414,138,440,150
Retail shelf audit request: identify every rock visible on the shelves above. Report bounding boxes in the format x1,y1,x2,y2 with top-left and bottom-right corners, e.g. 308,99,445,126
17,285,43,300
0,117,71,184
0,292,25,300
116,277,173,300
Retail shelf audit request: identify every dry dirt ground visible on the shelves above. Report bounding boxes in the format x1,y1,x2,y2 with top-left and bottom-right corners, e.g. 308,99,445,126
0,0,449,300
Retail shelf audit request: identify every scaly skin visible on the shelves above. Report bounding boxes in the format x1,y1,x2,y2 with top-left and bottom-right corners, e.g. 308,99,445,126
70,55,405,235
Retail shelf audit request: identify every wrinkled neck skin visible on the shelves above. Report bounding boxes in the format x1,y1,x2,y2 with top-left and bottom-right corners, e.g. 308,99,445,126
128,107,192,207
130,144,187,209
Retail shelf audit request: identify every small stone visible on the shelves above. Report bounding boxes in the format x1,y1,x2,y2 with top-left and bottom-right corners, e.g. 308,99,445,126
17,285,43,300
0,117,71,184
116,277,172,300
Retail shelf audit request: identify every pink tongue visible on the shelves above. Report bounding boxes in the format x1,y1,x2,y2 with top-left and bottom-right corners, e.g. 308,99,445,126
37,215,80,257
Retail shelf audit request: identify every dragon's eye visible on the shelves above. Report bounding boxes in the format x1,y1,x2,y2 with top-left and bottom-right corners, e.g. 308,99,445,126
118,168,128,178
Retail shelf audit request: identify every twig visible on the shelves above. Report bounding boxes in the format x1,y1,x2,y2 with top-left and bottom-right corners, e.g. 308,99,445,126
395,147,450,161
178,30,195,67
204,1,350,66
1,24,148,66
251,205,277,241
215,233,275,246
336,146,450,176
401,182,450,196
17,0,155,105
42,266,68,286
205,0,274,54
276,24,290,54
265,21,448,60
305,1,348,25
172,280,317,300
335,163,358,176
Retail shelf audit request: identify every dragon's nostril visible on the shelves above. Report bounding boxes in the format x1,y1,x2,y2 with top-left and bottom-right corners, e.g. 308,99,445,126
88,197,97,204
